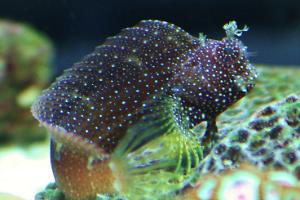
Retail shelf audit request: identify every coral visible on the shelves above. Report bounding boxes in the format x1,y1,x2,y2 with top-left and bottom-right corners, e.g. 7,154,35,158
35,183,65,200
0,19,53,144
176,165,300,200
196,93,300,178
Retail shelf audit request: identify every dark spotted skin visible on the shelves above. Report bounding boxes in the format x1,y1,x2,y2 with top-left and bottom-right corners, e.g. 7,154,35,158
32,20,256,153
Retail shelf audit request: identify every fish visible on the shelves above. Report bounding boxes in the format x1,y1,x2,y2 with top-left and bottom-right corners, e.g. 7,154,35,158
32,20,257,199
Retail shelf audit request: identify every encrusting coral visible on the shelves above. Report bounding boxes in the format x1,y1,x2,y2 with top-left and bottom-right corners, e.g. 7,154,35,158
0,19,53,144
197,93,300,178
176,165,300,200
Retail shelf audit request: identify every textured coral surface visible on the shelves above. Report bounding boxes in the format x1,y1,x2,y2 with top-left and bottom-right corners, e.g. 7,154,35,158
176,165,300,200
198,89,300,178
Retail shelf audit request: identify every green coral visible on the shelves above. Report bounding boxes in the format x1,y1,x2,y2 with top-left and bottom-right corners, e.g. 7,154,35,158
96,194,126,200
0,19,53,144
35,183,65,200
196,94,300,178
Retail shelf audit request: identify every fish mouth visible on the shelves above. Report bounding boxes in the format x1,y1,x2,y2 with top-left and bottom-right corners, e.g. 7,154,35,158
246,63,258,82
231,63,257,94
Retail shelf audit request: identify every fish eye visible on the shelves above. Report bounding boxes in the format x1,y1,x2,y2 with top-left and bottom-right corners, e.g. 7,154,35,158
223,47,234,55
218,41,241,65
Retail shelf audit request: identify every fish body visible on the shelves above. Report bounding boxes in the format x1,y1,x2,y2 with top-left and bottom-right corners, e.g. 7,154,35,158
32,20,256,199
33,20,255,152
